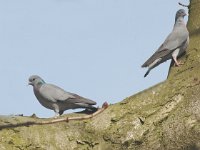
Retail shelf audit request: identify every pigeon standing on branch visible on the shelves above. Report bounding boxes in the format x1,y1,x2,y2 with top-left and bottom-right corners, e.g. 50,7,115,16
28,75,97,117
142,9,189,77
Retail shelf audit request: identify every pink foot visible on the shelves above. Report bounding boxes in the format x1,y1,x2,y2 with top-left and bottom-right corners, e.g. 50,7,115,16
174,61,184,67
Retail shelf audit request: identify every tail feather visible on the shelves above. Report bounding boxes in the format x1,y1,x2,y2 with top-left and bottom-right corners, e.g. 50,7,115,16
144,69,151,77
78,103,98,112
75,102,96,109
86,106,98,112
142,55,158,68
141,62,148,68
142,48,171,68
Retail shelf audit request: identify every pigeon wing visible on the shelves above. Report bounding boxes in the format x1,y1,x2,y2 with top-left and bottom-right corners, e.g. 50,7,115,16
39,84,96,105
39,84,75,102
142,25,188,67
66,93,96,105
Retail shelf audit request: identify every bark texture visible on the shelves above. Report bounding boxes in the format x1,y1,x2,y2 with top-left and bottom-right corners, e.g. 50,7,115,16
0,0,200,149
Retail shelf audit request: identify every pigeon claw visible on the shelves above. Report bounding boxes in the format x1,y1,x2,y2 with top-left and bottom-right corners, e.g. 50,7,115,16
174,61,184,67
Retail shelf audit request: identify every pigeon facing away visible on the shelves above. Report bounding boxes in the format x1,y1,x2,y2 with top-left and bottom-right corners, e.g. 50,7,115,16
28,75,97,117
142,9,189,77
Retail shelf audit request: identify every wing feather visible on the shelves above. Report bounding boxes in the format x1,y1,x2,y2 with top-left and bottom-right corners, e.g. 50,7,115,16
39,84,96,105
142,25,188,67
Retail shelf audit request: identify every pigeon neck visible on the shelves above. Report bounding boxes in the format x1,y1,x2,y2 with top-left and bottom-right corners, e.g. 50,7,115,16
174,17,185,26
38,81,45,84
35,80,45,89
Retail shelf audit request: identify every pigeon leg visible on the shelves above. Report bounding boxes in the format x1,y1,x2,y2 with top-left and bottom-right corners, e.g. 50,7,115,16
54,112,60,118
53,104,60,118
172,48,184,67
172,56,184,67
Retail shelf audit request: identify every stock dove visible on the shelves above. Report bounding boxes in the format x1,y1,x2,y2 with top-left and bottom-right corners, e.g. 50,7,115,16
28,75,97,117
142,9,189,77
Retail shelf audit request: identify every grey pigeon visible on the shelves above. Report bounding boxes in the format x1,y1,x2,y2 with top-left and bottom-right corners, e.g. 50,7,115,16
142,9,189,77
28,75,97,117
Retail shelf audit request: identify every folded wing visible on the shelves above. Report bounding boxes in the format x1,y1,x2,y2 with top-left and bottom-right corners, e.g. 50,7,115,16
39,84,96,105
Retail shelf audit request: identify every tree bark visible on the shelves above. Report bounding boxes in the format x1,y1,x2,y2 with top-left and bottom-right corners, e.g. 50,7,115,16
1,0,200,149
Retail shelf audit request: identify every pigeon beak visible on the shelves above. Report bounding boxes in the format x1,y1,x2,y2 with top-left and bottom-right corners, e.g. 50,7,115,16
28,82,33,86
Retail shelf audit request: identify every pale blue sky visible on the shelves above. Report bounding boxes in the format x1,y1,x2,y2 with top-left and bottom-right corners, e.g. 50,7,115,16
0,0,189,117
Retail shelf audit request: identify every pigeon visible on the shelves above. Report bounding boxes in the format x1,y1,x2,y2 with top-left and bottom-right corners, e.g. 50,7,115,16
142,9,189,77
28,75,97,117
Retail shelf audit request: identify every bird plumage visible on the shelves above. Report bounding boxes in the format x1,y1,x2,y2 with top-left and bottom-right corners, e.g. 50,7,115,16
142,9,189,77
28,75,97,117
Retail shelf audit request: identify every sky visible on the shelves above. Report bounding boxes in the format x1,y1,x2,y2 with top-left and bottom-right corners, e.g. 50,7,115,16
0,0,189,118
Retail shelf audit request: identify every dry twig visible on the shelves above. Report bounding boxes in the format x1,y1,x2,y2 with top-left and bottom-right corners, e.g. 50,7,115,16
40,102,109,125
178,2,189,8
0,102,109,129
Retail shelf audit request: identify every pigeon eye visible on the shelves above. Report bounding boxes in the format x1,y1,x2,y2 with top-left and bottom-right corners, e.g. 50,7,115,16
32,78,35,81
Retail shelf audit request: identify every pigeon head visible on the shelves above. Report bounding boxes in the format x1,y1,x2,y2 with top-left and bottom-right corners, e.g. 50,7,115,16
28,75,45,87
175,9,187,21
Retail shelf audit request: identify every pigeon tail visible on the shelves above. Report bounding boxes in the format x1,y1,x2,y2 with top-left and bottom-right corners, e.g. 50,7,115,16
141,62,148,68
144,69,151,77
86,106,98,112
